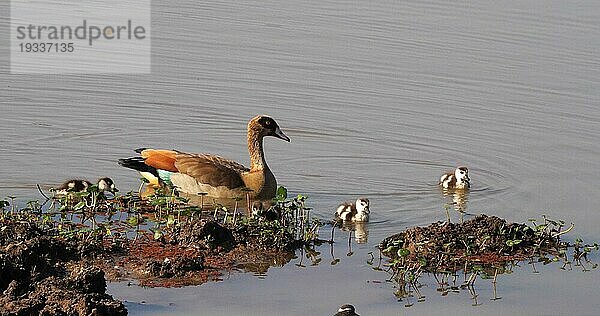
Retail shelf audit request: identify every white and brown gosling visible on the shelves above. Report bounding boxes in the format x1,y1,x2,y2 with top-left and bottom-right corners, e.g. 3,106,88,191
53,177,118,195
439,166,470,189
118,115,290,200
335,198,370,222
334,304,360,316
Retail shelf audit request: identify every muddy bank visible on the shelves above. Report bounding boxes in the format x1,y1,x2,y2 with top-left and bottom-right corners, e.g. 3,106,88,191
0,215,305,314
0,218,127,316
1,191,318,314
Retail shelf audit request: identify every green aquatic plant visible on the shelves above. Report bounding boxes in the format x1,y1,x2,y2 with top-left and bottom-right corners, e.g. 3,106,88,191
275,186,288,202
228,188,323,250
62,184,322,249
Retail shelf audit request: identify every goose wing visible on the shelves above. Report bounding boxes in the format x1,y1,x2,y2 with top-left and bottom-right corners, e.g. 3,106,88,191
138,149,248,189
173,153,248,189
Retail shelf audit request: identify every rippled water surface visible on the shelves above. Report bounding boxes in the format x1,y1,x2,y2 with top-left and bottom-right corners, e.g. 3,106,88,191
1,1,600,315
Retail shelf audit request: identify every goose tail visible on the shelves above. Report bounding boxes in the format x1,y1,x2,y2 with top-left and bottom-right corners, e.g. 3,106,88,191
118,157,161,186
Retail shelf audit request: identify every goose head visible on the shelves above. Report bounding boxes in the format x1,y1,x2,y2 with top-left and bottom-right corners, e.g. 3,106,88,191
97,177,118,193
454,166,470,184
249,115,290,142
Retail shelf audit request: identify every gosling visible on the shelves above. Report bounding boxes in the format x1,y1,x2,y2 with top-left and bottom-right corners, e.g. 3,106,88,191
53,177,118,195
335,198,370,222
439,166,470,189
334,304,360,316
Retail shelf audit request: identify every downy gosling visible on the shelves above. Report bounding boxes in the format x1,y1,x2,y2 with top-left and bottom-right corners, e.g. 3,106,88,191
439,166,470,189
53,177,118,195
335,198,370,222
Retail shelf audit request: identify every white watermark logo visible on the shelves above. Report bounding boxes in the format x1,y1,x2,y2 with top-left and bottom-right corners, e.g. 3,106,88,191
11,0,151,74
16,20,147,46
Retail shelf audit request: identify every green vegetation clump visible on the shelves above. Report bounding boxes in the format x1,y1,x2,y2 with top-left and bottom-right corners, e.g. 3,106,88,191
377,214,598,304
233,191,322,251
382,215,546,269
125,185,322,250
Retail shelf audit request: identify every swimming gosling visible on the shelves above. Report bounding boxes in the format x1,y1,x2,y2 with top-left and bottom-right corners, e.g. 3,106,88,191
334,304,360,316
439,166,470,189
335,198,370,222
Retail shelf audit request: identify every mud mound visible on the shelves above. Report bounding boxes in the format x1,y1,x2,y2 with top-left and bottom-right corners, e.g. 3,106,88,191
379,215,560,271
168,219,235,250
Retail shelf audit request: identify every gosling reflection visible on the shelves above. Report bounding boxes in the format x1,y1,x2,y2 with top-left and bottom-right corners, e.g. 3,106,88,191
351,222,369,244
441,188,470,214
338,221,369,244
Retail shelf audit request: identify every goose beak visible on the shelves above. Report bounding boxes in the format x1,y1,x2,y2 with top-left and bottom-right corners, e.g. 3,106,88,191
273,127,290,142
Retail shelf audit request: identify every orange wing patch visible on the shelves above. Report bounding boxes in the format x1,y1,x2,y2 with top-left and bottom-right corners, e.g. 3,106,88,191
140,149,179,172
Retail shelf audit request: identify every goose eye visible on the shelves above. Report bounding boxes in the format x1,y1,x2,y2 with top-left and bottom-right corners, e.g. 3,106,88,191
258,117,274,128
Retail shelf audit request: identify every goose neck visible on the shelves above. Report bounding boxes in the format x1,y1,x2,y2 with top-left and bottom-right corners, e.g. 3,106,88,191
248,132,267,171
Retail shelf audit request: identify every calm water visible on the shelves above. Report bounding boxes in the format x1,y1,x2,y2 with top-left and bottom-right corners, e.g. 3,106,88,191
1,1,600,315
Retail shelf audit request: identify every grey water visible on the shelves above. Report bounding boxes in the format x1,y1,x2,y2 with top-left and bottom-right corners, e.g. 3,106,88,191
1,0,600,315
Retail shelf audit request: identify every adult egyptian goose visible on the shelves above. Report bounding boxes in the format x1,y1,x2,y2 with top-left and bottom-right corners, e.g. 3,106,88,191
335,198,370,222
439,166,470,189
334,304,360,316
53,177,118,195
118,115,290,200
